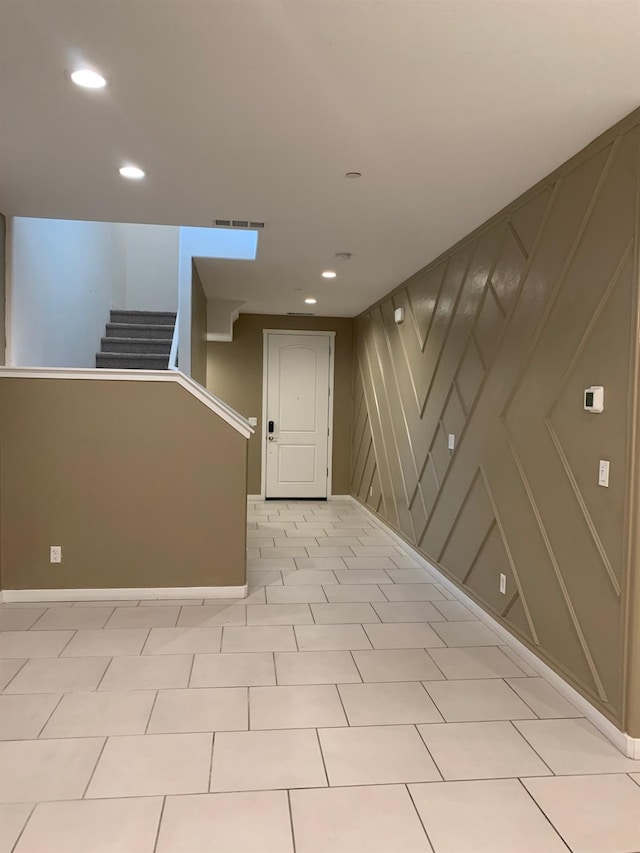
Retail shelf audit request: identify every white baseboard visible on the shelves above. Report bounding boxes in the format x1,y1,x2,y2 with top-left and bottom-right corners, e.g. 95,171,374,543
247,495,352,502
0,585,248,603
349,496,640,760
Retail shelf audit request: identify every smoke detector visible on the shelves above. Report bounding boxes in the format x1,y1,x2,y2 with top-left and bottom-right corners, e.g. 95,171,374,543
335,253,352,262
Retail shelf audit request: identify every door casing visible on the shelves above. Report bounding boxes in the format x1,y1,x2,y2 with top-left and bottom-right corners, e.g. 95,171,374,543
260,329,335,500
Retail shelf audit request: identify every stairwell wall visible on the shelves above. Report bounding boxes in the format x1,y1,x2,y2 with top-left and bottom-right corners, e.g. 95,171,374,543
8,218,180,368
350,108,640,736
9,217,126,367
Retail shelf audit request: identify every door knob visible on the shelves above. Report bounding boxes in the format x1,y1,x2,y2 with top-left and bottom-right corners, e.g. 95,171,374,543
268,435,277,441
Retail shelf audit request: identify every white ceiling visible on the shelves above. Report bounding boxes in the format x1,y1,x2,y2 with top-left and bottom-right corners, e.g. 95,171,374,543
1,1,639,317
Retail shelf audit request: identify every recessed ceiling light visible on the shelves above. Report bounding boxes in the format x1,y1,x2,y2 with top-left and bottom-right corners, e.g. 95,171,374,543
305,297,317,304
70,69,107,89
345,171,362,179
119,165,145,179
322,271,337,279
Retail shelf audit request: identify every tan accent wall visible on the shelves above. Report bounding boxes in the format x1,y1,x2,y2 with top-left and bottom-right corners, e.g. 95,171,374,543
351,108,640,735
191,262,208,386
207,314,354,495
0,378,247,590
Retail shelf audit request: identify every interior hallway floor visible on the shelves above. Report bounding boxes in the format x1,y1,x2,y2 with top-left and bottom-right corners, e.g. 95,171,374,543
0,500,639,852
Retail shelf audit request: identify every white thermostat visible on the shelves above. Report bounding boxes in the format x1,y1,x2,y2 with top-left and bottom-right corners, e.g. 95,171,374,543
584,386,604,413
394,307,405,324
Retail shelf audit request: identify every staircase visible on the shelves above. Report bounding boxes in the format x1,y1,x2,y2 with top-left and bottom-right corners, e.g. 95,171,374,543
96,310,177,370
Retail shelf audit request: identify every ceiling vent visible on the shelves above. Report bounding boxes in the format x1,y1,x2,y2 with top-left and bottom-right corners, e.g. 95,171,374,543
287,312,315,316
214,219,265,229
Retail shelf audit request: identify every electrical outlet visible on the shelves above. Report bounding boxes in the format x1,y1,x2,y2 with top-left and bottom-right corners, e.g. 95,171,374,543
448,433,456,451
499,573,507,594
50,545,62,564
598,460,610,487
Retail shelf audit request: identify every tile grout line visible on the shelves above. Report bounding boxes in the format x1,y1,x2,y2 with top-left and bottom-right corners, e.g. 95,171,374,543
94,657,114,692
0,658,29,692
500,675,542,720
516,777,573,851
334,682,351,726
286,788,297,853
137,627,153,656
506,719,556,776
35,691,66,738
405,782,437,853
314,727,331,788
80,734,109,799
414,723,445,782
8,802,36,853
207,731,216,793
144,690,160,734
151,795,167,853
418,680,446,723
57,628,79,657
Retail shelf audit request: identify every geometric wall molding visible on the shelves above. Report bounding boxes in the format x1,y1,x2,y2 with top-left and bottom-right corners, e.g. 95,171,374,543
351,111,640,731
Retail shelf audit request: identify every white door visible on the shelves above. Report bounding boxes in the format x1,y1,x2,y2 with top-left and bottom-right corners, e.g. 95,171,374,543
265,333,332,499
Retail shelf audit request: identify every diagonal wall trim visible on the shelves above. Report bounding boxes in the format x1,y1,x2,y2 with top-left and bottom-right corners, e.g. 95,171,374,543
479,465,540,646
505,436,604,696
406,259,449,354
461,518,496,586
352,109,640,730
546,238,633,419
501,137,620,422
508,219,530,261
545,420,620,596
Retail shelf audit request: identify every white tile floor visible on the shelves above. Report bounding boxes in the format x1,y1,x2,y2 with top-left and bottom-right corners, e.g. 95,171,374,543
1,499,639,852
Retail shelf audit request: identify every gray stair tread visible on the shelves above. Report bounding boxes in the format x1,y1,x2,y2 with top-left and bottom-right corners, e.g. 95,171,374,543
96,353,169,361
110,310,176,317
107,323,175,331
101,337,171,344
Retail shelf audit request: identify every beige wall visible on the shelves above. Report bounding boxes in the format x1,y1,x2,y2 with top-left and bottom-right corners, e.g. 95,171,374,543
0,214,5,365
207,314,354,495
351,108,640,735
0,378,247,590
191,263,208,386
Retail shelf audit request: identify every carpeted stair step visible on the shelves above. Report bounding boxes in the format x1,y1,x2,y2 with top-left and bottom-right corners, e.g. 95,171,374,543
95,352,170,370
105,323,175,340
110,310,177,326
101,337,172,354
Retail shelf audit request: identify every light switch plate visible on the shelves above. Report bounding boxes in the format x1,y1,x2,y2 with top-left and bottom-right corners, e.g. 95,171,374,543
598,460,610,487
248,417,258,427
448,434,456,451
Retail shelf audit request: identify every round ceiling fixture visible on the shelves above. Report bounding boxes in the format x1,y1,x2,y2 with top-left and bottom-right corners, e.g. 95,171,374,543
345,171,362,179
119,165,145,180
70,69,107,89
305,297,317,305
322,271,337,279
